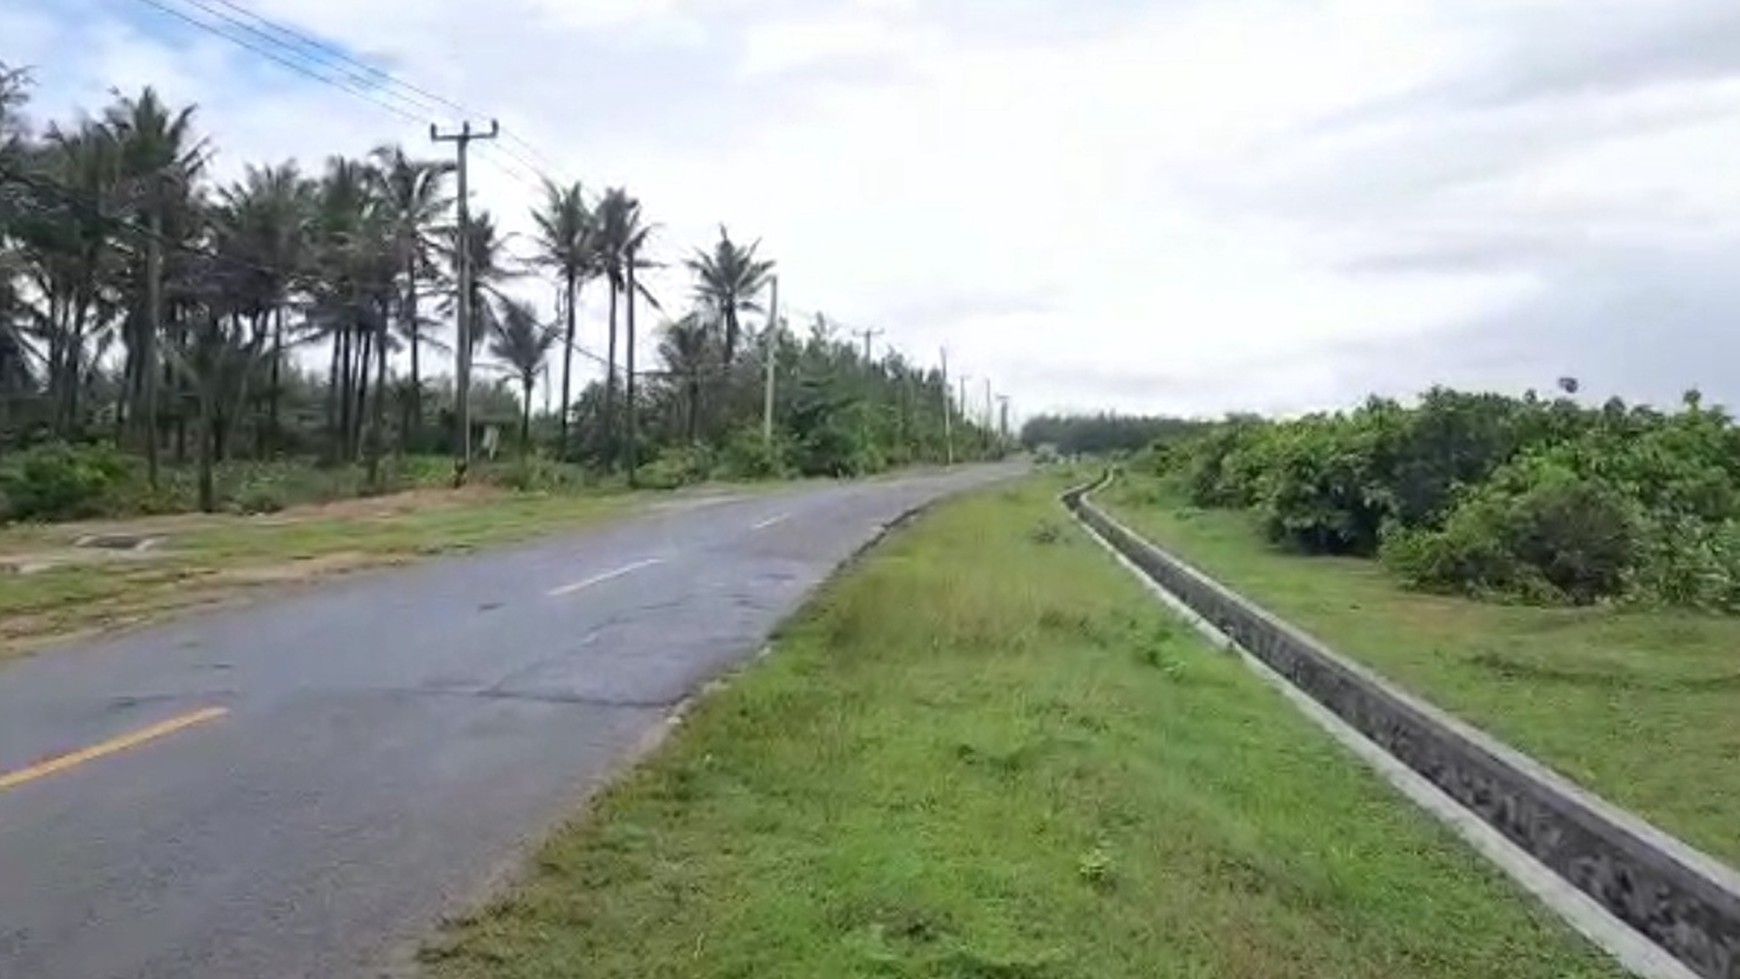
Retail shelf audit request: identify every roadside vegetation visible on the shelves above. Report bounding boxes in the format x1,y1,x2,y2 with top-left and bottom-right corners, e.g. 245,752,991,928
424,476,1621,979
1020,411,1207,457
1144,383,1740,610
0,64,1001,526
1073,382,1740,865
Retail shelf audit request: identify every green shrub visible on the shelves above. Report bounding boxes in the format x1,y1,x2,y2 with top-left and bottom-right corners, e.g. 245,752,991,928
635,444,715,490
717,427,789,480
229,484,288,515
1176,420,1269,508
487,455,583,493
1382,461,1637,605
1152,387,1740,611
1628,514,1740,612
0,442,133,521
794,416,884,478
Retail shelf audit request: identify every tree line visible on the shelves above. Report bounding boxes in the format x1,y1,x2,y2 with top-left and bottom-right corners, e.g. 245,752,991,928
0,66,995,518
1020,412,1205,456
1148,383,1740,612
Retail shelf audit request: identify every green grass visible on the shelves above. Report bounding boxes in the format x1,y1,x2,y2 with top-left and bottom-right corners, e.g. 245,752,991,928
0,486,646,657
1101,473,1740,868
423,474,1620,979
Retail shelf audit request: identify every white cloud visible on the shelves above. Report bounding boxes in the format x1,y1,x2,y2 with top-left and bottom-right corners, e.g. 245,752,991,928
9,0,1740,418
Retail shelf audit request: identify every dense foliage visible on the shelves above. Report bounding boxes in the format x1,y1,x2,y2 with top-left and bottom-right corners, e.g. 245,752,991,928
1151,386,1740,611
1020,412,1204,456
0,67,997,520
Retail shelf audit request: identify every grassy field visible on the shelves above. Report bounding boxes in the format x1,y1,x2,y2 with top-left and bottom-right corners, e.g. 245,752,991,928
0,486,654,658
423,474,1620,979
1101,473,1740,868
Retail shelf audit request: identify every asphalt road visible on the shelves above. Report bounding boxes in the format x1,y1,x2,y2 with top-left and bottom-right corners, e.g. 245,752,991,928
0,465,1016,979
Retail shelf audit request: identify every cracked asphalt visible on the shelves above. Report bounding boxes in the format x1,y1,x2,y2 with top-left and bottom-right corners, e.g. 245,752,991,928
0,465,1016,979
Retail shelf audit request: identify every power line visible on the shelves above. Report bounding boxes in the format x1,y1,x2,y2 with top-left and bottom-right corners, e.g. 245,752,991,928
197,0,468,116
127,0,430,129
145,0,576,189
174,0,447,123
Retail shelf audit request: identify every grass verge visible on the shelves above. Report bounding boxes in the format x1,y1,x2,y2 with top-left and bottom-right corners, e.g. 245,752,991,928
0,486,657,658
1101,472,1740,868
422,474,1620,979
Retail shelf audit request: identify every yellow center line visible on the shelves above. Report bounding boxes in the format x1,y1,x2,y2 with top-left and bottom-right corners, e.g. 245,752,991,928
0,706,230,793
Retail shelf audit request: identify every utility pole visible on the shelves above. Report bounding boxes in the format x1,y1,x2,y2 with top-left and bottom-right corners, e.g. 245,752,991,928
853,327,883,451
625,237,642,484
143,214,163,488
430,119,498,485
998,395,1010,442
856,327,883,363
940,347,954,466
763,275,779,446
983,378,993,432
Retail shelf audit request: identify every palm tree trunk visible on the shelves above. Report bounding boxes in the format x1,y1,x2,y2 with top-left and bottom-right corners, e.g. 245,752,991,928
113,335,131,447
265,306,283,457
604,279,619,468
339,327,356,461
687,376,700,442
143,223,162,488
558,268,577,460
625,263,639,483
196,389,216,514
354,326,372,458
44,296,64,436
407,272,421,449
521,373,533,457
326,331,343,461
368,303,389,488
66,298,88,434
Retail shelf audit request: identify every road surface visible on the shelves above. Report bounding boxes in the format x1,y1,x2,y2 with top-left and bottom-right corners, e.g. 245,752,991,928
0,466,1015,978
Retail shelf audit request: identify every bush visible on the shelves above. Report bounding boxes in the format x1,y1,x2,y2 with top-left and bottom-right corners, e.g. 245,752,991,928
717,427,789,481
1175,421,1269,509
794,416,884,478
1253,412,1401,555
1382,461,1637,605
1628,514,1740,612
487,455,583,493
635,444,715,490
1148,387,1740,611
0,442,133,521
229,484,288,515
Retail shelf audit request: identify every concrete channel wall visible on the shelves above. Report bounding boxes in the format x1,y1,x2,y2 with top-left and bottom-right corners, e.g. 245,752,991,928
1062,478,1740,979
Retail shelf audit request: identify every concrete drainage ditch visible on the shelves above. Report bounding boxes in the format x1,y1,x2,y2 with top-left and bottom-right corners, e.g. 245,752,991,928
1062,471,1740,979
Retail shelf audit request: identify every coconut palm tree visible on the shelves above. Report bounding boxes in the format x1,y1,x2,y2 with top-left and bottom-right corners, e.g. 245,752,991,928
594,187,651,466
686,226,773,366
370,144,451,448
106,87,208,485
528,178,594,458
13,121,121,436
216,161,313,454
487,296,557,454
622,229,661,479
0,264,37,442
658,311,716,442
165,245,272,512
307,155,397,465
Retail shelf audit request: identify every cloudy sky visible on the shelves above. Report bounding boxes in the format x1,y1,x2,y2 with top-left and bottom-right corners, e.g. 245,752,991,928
6,0,1740,418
